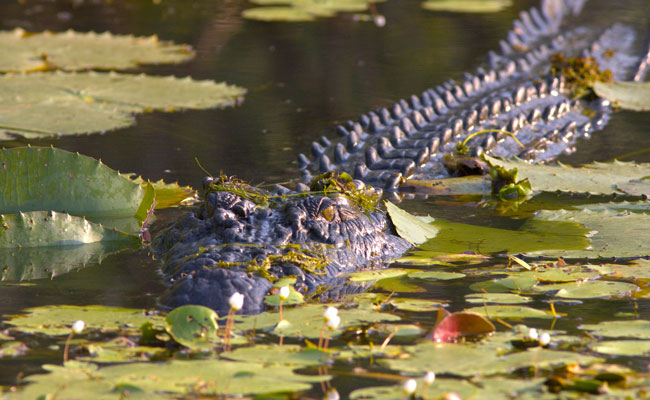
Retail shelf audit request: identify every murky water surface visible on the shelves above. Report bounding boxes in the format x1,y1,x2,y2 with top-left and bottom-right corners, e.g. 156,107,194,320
1,0,649,390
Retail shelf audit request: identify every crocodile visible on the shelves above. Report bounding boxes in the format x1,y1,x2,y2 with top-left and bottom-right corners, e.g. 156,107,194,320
152,0,646,315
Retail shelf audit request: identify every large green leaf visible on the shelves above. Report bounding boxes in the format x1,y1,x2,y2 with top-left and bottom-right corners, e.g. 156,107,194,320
0,28,194,73
528,206,650,258
422,0,512,13
593,80,650,111
164,305,220,350
0,147,150,219
0,72,245,139
0,211,137,249
384,201,438,245
484,156,650,197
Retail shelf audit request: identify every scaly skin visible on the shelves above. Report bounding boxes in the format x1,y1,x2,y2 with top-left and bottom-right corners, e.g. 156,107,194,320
153,0,645,314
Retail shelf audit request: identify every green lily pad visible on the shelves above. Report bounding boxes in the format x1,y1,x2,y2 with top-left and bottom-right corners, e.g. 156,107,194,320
0,147,152,221
164,305,220,350
79,337,165,363
233,303,400,339
469,275,539,293
5,305,164,336
534,280,638,299
407,270,466,281
397,251,488,266
12,359,327,399
579,320,650,339
384,298,446,312
345,268,411,282
223,344,329,366
0,341,29,357
0,71,245,139
588,340,650,356
465,293,533,304
381,341,601,377
0,28,194,73
350,377,478,400
384,201,438,246
243,0,379,22
594,80,650,111
372,275,425,293
416,217,589,256
484,156,650,197
464,305,555,319
0,211,138,248
527,206,650,258
264,285,304,306
606,259,650,280
422,0,512,13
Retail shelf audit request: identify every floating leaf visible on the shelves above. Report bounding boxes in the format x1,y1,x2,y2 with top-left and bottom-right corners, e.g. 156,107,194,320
13,359,327,399
5,305,163,336
469,275,539,293
384,297,447,312
464,305,555,319
426,312,495,342
233,303,399,339
397,250,488,266
416,218,589,256
164,305,220,350
579,320,650,339
243,0,379,22
0,147,151,221
534,280,638,299
588,340,650,356
0,71,245,139
484,156,650,197
0,28,194,72
381,341,601,377
594,80,650,111
124,175,197,209
606,259,650,280
0,211,137,248
465,293,533,304
407,270,466,281
223,344,328,366
0,341,29,358
345,268,411,282
422,0,512,13
384,201,438,245
528,206,650,258
372,275,425,293
350,377,479,400
79,337,164,363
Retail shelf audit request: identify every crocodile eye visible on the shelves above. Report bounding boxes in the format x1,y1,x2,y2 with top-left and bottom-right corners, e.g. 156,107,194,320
321,205,335,221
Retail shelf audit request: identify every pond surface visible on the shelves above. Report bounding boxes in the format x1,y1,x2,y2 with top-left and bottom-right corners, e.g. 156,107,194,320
1,0,650,396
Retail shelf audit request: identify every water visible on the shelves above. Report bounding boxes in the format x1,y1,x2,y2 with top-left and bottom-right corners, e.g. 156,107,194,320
1,0,649,391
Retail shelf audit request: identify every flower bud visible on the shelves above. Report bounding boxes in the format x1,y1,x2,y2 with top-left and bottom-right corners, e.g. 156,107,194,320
424,371,436,385
527,328,538,341
229,292,244,311
279,286,290,301
403,379,417,395
71,320,85,334
326,314,341,331
539,332,551,346
323,306,338,322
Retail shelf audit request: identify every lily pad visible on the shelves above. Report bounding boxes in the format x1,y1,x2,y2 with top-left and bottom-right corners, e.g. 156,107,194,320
0,341,29,358
588,340,650,356
223,344,329,366
579,320,650,339
233,303,400,339
243,0,379,22
606,259,650,280
384,297,447,312
5,305,164,336
0,71,245,139
345,268,411,282
0,147,152,221
527,207,650,258
164,305,220,350
397,251,488,266
381,341,601,377
13,359,327,399
426,312,495,342
464,305,555,319
407,270,466,281
384,201,438,245
594,80,650,111
534,280,638,299
350,377,479,400
0,29,194,73
465,293,533,304
422,0,512,13
80,337,165,363
124,175,197,209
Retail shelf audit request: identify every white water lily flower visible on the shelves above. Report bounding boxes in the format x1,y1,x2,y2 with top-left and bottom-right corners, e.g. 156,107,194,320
539,332,551,346
279,286,290,301
326,314,341,331
229,292,244,311
323,306,338,322
324,387,340,400
403,379,417,395
444,392,462,400
71,320,85,334
424,371,436,384
527,328,538,341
